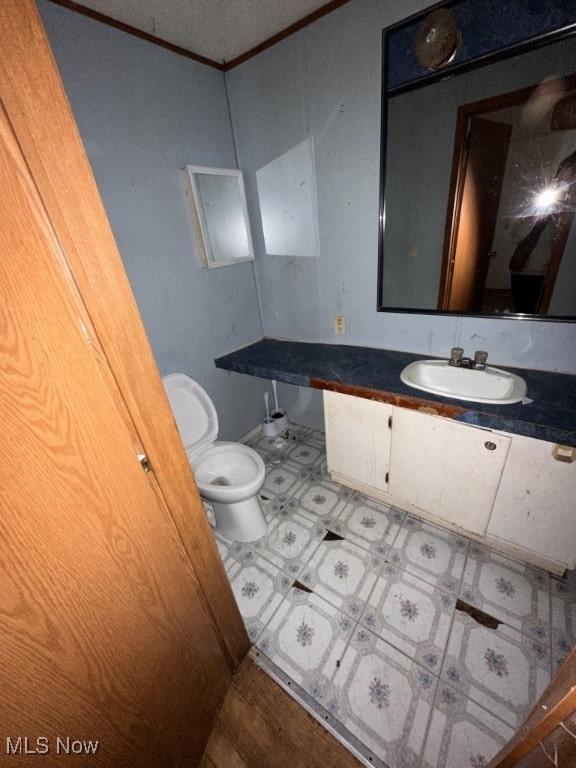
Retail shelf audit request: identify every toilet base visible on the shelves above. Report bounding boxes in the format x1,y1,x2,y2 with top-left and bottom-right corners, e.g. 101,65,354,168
211,494,268,542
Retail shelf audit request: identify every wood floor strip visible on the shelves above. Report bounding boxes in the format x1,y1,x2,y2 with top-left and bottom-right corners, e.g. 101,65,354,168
200,657,362,768
199,728,248,768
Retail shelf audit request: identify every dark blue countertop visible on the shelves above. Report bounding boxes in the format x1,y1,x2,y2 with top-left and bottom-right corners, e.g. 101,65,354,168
215,339,576,447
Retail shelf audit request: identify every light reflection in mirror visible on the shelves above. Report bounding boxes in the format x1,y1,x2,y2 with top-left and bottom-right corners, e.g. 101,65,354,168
379,28,576,320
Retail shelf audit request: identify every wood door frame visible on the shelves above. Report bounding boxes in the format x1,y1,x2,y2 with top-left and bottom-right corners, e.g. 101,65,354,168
488,646,576,767
441,116,512,311
0,0,249,670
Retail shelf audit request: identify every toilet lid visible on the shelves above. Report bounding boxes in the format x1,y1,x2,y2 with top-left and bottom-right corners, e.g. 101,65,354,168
162,373,218,454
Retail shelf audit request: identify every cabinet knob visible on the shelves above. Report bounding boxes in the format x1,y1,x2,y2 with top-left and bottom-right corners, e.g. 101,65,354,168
552,444,576,463
484,441,497,451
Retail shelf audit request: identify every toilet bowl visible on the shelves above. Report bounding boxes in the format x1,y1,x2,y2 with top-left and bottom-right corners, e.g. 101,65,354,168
163,373,268,542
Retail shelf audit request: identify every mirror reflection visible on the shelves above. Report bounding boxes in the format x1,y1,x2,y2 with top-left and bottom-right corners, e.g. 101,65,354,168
380,34,576,318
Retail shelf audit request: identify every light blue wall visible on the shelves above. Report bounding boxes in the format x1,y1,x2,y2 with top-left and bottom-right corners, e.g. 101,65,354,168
38,0,576,438
38,0,267,439
226,0,576,376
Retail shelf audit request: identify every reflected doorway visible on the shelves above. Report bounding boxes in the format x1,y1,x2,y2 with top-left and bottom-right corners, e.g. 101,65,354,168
439,73,576,315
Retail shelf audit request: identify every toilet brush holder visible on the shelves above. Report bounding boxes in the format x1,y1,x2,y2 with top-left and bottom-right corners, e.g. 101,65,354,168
269,380,288,433
262,417,280,437
270,408,288,433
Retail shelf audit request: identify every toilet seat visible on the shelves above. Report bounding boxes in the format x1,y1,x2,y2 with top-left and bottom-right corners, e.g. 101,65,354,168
162,372,266,494
163,373,218,458
191,441,264,500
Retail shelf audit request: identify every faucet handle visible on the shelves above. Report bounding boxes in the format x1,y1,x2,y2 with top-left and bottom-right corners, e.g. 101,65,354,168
474,350,488,367
450,347,464,363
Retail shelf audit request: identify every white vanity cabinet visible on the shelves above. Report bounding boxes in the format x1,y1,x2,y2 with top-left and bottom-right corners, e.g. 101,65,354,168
387,407,510,536
323,390,576,572
324,391,509,536
323,390,392,493
486,433,576,570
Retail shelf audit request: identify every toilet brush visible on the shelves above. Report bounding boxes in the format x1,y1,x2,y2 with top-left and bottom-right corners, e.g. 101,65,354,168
270,380,288,432
262,391,278,436
272,380,279,414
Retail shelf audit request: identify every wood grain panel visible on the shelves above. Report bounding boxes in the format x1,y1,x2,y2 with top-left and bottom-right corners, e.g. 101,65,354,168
200,658,362,768
512,711,576,768
312,377,466,418
0,64,227,768
0,0,249,669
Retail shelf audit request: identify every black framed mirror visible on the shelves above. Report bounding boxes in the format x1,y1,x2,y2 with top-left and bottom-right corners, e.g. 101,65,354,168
378,0,576,321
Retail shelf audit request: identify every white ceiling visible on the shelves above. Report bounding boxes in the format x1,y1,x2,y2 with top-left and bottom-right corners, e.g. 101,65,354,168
71,0,342,65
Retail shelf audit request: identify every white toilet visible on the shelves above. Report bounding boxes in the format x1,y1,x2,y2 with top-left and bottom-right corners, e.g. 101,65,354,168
163,373,268,542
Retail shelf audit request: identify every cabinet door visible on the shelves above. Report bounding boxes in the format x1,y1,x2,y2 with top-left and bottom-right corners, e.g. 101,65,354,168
388,408,510,535
487,434,576,568
324,391,392,491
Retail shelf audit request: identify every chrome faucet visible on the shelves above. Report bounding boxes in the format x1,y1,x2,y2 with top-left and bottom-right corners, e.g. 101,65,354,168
473,350,488,369
449,348,488,370
449,347,464,366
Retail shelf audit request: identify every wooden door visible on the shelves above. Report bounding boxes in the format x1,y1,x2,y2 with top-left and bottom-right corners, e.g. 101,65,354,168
0,88,227,768
441,118,511,311
0,0,248,674
0,1,249,765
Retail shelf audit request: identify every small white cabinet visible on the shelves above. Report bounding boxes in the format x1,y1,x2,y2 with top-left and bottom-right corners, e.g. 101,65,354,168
487,433,576,569
388,407,510,536
323,390,392,493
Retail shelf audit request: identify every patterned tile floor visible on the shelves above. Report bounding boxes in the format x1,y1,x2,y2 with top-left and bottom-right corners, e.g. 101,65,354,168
212,426,576,768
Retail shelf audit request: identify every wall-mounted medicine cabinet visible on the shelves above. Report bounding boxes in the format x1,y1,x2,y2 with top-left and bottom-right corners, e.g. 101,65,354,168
181,165,254,268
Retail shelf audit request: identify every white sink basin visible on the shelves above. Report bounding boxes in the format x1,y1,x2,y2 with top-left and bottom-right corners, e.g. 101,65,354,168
400,360,527,405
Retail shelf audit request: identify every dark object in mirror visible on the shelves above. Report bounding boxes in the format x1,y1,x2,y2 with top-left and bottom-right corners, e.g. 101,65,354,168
378,0,576,321
552,94,576,131
414,9,461,71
